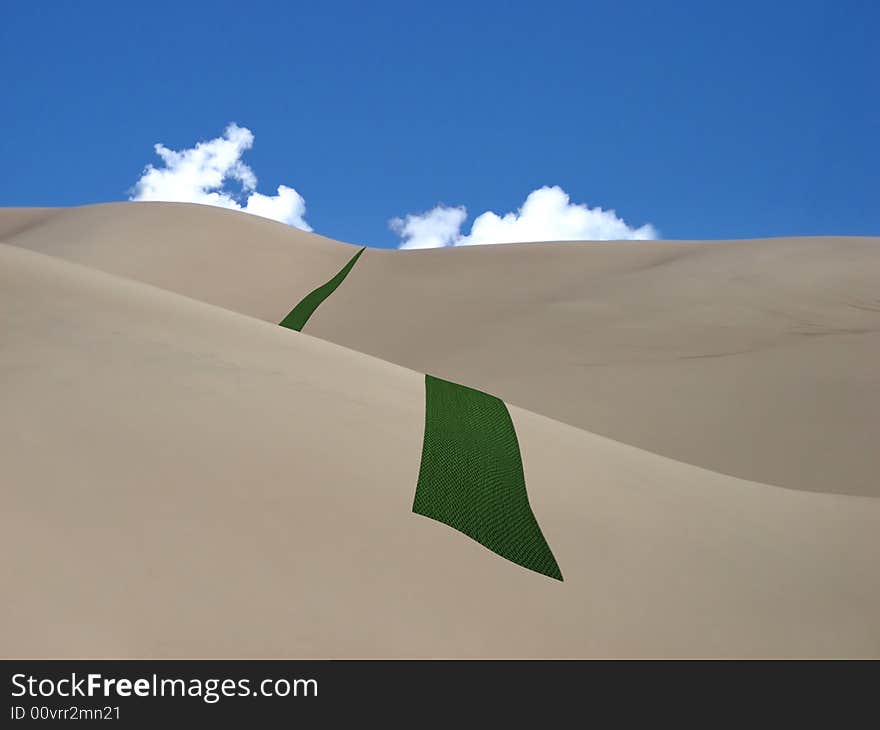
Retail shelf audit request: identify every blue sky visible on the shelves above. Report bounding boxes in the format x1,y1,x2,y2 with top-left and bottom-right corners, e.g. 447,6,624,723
1,0,876,248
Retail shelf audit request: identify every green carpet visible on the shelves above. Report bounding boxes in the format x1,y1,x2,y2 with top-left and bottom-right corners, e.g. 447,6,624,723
279,247,365,331
413,374,563,581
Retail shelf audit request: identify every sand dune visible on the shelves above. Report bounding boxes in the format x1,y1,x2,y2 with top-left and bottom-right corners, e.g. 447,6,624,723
310,238,880,497
0,202,359,323
0,207,58,240
4,203,878,496
2,241,879,658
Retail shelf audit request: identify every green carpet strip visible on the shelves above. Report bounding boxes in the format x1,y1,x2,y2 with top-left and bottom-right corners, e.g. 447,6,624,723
414,374,563,581
279,247,365,331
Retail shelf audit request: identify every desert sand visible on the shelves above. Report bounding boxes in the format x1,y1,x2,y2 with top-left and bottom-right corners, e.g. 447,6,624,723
6,203,878,496
1,202,878,657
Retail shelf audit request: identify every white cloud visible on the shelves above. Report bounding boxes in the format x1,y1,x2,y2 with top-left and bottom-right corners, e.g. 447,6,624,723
130,123,312,230
391,185,656,248
390,205,467,250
